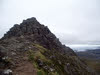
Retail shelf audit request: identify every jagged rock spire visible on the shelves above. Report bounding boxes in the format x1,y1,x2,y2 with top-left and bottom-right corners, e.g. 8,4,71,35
3,17,50,39
2,17,75,55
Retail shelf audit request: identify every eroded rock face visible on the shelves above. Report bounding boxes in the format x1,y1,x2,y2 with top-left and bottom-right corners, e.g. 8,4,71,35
2,17,75,56
3,17,49,38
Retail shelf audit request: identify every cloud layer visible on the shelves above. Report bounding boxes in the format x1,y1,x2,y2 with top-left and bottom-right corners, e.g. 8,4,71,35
0,0,100,44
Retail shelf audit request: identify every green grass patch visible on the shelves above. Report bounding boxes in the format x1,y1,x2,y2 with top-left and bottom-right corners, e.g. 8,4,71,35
27,44,61,75
37,69,48,75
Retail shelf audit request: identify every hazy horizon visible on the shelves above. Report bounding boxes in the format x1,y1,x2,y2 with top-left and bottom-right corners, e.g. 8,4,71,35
0,0,100,45
66,44,100,51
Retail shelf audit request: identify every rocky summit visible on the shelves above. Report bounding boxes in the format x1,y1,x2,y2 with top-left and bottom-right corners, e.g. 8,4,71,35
0,17,96,75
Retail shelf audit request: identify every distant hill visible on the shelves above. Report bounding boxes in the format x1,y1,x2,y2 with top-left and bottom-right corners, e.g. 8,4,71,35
76,49,100,60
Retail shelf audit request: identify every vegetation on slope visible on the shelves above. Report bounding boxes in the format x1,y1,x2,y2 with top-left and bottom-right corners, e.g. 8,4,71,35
27,44,59,75
79,58,100,74
27,44,95,75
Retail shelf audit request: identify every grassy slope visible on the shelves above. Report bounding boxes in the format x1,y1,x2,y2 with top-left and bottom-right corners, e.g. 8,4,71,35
80,58,100,74
27,44,94,75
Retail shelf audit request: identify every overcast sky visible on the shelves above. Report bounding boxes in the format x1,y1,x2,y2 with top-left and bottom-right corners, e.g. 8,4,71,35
0,0,100,45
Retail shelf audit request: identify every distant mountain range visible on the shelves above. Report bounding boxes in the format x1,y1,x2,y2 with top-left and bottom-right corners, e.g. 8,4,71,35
76,49,100,60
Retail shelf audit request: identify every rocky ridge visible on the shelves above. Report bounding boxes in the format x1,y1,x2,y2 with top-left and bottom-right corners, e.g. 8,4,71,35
0,17,96,75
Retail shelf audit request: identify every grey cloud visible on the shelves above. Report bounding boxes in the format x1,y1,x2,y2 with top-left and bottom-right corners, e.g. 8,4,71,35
0,0,100,45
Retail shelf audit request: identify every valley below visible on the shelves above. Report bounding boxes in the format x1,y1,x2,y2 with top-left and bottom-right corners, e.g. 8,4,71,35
70,45,100,75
